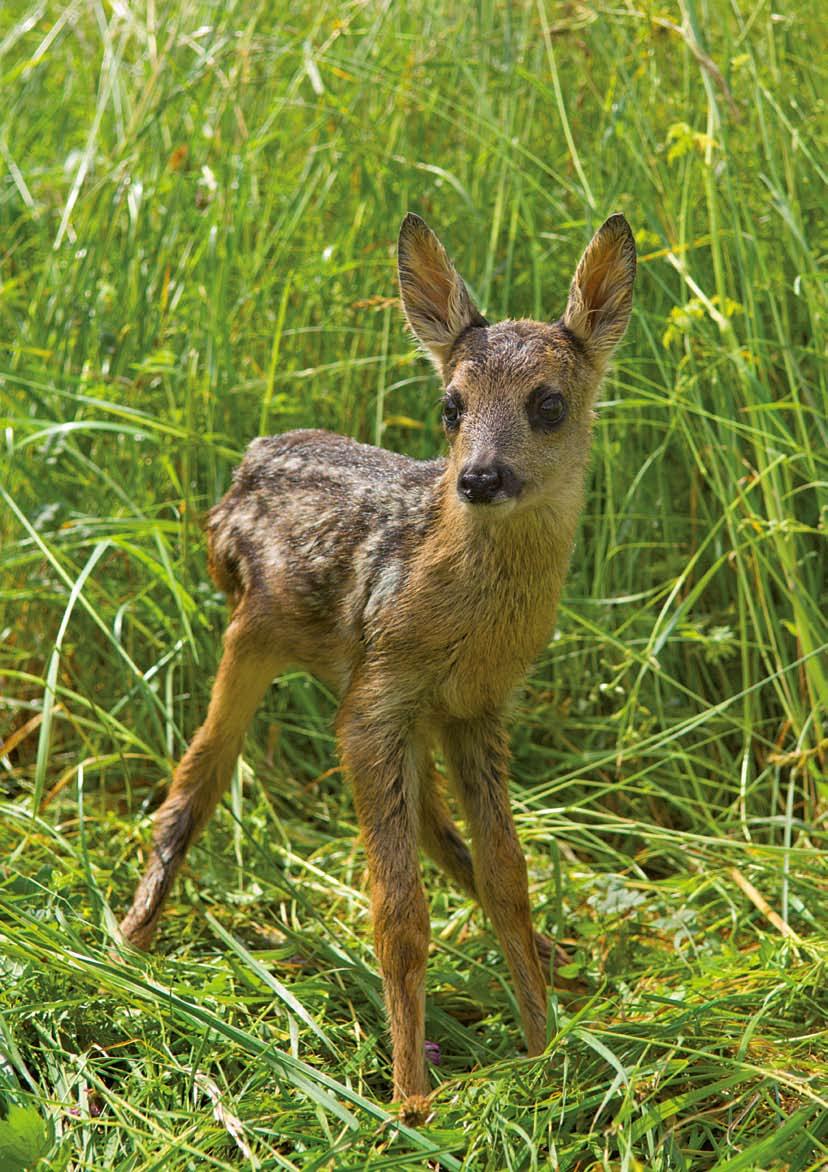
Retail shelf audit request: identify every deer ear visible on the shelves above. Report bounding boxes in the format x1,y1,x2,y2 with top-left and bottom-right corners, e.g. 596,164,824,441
397,213,487,375
562,214,636,359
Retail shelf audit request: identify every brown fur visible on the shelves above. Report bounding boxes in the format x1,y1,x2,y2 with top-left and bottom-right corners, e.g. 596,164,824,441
120,212,636,1117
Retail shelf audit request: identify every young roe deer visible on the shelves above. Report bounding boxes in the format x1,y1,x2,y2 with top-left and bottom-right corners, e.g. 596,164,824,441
120,212,636,1119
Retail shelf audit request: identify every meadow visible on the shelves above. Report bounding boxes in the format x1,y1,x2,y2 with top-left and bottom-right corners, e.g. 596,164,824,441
0,1,826,1167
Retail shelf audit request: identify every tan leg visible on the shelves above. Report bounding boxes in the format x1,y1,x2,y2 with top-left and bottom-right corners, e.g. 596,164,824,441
441,717,548,1055
419,772,477,899
419,769,555,982
337,688,430,1113
120,612,279,949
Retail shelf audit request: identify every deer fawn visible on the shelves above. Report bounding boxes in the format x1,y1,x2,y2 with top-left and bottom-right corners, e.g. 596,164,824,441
120,212,636,1120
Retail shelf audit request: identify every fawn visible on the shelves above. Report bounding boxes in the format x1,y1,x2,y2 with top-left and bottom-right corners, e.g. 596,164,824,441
120,211,636,1120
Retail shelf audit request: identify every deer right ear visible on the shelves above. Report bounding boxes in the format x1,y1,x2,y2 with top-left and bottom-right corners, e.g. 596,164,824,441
562,214,636,362
397,214,487,376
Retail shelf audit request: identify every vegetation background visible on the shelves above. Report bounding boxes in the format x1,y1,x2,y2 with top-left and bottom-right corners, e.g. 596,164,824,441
1,0,825,1168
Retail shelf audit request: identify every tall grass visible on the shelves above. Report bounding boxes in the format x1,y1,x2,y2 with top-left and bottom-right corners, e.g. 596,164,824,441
1,1,826,1167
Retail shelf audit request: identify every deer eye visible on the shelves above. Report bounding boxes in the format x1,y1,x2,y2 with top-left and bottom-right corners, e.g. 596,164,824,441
441,391,464,431
528,388,567,431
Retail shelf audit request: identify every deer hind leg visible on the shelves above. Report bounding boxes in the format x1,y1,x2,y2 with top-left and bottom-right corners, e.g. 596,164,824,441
337,687,431,1113
120,609,281,949
441,717,548,1055
419,768,555,981
419,770,477,899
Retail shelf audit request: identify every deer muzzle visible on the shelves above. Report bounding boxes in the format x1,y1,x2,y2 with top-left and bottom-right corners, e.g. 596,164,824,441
457,462,524,506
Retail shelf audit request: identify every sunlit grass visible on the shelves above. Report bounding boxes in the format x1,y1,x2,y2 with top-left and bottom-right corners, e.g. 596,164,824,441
1,0,826,1167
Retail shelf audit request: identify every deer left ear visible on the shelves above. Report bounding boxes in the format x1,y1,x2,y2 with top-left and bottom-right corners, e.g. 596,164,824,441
562,214,636,359
397,213,487,376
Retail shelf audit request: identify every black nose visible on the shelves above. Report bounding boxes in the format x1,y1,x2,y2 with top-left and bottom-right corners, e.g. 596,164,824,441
458,463,517,504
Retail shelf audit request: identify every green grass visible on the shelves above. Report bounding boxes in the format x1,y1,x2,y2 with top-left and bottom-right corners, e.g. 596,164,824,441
1,1,826,1167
